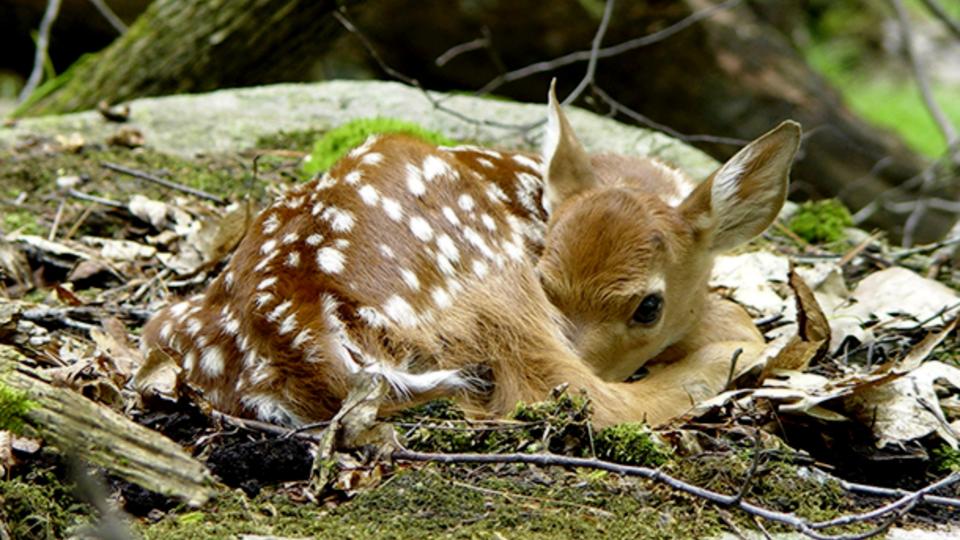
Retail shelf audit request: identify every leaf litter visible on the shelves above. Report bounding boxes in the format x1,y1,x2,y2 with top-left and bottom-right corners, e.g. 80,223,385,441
1,137,960,537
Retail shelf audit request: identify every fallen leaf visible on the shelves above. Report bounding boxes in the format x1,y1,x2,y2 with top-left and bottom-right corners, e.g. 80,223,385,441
91,318,143,381
710,252,790,317
129,195,171,229
81,237,157,261
762,268,831,375
845,361,960,449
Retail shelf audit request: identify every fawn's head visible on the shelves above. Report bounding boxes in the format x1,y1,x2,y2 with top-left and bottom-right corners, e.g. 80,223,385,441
536,84,801,380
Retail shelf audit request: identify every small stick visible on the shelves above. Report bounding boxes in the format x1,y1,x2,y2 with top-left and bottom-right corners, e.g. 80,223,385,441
48,198,65,241
67,190,125,209
101,162,225,204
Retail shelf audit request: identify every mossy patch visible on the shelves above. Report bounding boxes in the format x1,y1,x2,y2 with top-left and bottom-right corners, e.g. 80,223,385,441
2,209,43,235
0,467,93,540
787,199,853,244
933,443,960,473
594,423,671,466
0,381,35,434
302,117,456,177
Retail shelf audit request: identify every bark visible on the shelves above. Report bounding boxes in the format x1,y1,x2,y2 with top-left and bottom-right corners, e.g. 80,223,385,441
18,0,350,116
333,0,954,242
0,345,217,506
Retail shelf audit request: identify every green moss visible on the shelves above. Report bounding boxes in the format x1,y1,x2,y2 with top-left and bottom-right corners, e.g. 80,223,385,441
255,129,328,153
0,468,92,540
787,199,853,244
2,209,43,235
0,381,35,434
302,118,456,177
933,444,960,473
594,423,671,467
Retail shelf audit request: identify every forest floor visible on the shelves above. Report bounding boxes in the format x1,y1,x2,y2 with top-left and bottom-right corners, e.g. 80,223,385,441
1,120,960,540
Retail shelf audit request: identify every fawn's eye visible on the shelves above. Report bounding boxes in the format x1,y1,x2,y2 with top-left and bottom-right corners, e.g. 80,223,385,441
631,293,663,325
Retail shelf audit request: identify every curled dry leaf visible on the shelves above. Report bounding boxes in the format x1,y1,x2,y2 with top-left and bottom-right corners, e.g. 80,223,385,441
760,267,831,375
162,201,253,275
90,317,143,382
710,251,789,317
830,267,960,351
129,194,171,229
81,237,157,261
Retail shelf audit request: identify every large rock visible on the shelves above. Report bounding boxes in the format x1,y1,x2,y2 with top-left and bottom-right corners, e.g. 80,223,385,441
0,80,719,178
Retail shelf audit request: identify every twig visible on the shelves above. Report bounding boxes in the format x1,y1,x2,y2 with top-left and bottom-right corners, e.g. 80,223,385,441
67,189,126,209
87,0,127,34
888,0,959,151
562,0,616,106
17,0,62,104
101,162,226,204
724,347,744,390
435,36,490,67
839,478,960,508
918,0,960,40
48,198,65,241
890,235,960,259
475,0,742,96
393,449,949,539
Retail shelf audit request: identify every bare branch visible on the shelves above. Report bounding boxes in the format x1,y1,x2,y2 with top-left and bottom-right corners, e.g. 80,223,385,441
101,162,226,204
475,0,742,96
918,0,960,40
888,0,959,150
435,36,490,68
562,0,616,106
87,0,127,34
18,0,63,104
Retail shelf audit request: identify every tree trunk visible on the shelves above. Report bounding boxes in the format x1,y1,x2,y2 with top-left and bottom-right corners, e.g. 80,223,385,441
19,0,350,116
332,0,954,242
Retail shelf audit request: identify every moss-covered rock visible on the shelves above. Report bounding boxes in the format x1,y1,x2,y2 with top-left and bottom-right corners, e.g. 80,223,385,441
302,117,457,177
594,423,672,467
787,199,853,244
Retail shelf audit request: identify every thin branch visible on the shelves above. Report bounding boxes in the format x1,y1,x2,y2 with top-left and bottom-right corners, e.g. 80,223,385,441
918,0,960,40
562,0,616,106
888,0,959,150
18,0,63,104
393,449,951,539
87,0,127,34
101,162,226,204
435,37,490,67
475,0,742,96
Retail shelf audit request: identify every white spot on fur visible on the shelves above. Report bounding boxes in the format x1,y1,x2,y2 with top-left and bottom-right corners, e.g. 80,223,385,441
159,321,173,342
315,174,337,191
200,346,225,377
409,216,434,242
257,277,277,290
379,244,395,259
463,227,496,260
442,206,460,226
480,214,497,231
268,300,293,322
278,313,298,335
254,292,274,308
431,287,452,309
472,259,489,278
292,328,312,349
512,154,541,171
383,295,418,327
284,196,304,209
436,233,460,262
357,306,388,328
423,155,452,181
186,318,202,336
382,197,403,221
458,194,475,211
486,183,509,203
477,157,495,169
282,232,299,245
170,302,190,318
254,252,277,272
335,238,350,249
321,206,355,233
406,163,426,196
183,351,197,372
262,213,280,234
225,272,235,289
306,233,324,246
399,267,420,291
345,171,362,185
365,364,471,399
361,152,383,166
312,202,325,216
358,184,380,206
436,253,455,276
285,251,301,268
240,393,298,426
317,247,345,274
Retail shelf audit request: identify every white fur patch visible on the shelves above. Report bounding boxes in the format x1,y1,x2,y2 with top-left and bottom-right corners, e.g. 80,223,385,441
382,197,403,221
512,154,541,171
170,302,190,318
268,300,293,322
399,267,421,291
358,184,380,206
409,216,434,242
480,214,497,232
472,259,489,278
286,251,301,268
254,292,274,308
183,351,197,372
365,364,471,399
186,318,202,336
345,171,362,185
257,277,277,290
436,233,460,262
476,157,495,169
458,194,475,211
240,393,298,426
463,227,496,260
361,152,384,166
317,247,345,274
262,213,280,234
436,253,456,276
441,206,460,226
278,313,298,335
200,346,225,377
357,306,389,328
431,287,452,309
379,244,395,259
423,155,452,182
406,163,426,196
292,328,312,349
321,206,355,233
282,232,299,245
383,295,418,327
486,183,509,203
306,233,324,246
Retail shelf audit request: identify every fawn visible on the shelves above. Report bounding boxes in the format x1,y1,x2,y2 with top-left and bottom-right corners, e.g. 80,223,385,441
141,86,801,428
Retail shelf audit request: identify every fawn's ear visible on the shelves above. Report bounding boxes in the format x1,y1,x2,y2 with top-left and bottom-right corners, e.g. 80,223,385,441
542,80,597,216
680,120,801,252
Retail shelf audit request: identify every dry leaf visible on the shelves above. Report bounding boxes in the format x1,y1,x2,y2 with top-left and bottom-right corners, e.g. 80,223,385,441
129,195,171,229
761,268,831,375
90,318,143,381
845,361,960,449
710,252,790,317
831,267,960,351
81,237,157,261
133,348,182,404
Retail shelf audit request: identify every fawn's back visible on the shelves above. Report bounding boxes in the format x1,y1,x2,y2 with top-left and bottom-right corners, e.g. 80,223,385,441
142,88,801,427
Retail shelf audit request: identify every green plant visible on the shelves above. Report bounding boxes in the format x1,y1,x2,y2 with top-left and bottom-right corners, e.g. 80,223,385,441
302,118,456,177
787,199,853,244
